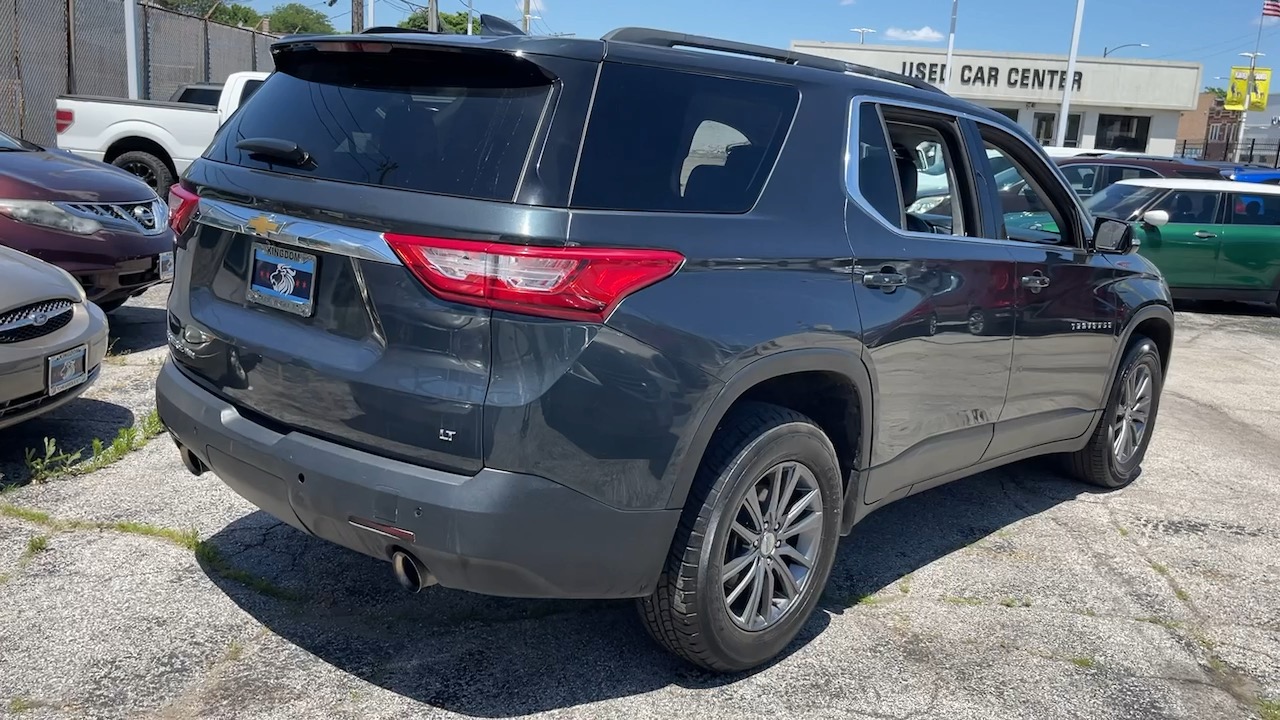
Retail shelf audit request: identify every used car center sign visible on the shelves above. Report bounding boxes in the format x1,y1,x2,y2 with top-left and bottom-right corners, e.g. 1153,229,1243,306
789,42,1202,112
899,61,1083,92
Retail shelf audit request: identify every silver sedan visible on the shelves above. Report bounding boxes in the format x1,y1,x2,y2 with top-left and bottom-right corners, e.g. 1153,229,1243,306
0,245,108,430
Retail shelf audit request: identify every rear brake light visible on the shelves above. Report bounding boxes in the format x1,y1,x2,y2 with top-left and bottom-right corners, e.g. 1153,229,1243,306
167,183,199,234
55,109,73,134
384,235,684,322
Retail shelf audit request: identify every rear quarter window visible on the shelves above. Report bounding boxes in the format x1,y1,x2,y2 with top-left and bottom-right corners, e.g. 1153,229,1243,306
570,63,799,213
206,49,554,202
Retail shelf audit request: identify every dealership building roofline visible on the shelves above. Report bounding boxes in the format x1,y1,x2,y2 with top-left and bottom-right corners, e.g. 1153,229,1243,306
793,40,1204,154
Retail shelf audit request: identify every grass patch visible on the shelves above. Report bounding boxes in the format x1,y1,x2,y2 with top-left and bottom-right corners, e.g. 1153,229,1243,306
226,640,245,663
899,580,911,595
1257,699,1280,720
944,596,984,607
1174,588,1191,602
999,597,1033,608
195,541,299,602
22,410,166,482
2,500,297,603
7,697,41,713
1150,562,1169,576
25,535,48,555
1117,526,1130,537
1137,615,1178,628
1069,656,1097,669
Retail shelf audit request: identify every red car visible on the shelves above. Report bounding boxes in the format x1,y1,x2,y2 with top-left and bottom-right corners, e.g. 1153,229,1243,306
0,129,173,312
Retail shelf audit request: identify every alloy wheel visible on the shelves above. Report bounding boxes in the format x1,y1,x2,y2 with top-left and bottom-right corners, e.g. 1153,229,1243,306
1112,363,1153,465
721,461,824,632
120,161,158,188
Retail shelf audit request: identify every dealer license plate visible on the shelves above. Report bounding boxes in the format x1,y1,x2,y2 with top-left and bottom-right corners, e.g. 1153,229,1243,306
158,251,174,281
48,345,89,396
245,243,317,318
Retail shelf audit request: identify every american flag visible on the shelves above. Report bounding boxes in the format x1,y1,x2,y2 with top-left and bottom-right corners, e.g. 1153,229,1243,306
1265,0,1280,18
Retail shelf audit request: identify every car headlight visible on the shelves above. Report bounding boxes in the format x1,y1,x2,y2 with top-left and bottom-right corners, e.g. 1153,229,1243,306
0,200,101,235
908,195,947,214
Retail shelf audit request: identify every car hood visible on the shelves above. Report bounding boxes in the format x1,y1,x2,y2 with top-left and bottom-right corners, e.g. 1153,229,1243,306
0,150,156,204
0,245,82,310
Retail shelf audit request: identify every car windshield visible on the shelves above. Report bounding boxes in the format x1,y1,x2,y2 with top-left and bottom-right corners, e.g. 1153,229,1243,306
1084,183,1164,220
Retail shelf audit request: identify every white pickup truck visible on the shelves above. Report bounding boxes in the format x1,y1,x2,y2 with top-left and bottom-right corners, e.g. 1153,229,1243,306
54,71,269,195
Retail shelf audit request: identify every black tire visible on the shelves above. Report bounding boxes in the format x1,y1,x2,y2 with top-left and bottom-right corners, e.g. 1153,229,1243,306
638,402,842,672
112,151,174,195
1067,336,1163,489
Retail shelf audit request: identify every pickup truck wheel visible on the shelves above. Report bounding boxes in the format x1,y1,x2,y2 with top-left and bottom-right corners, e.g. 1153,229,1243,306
638,402,842,672
112,151,173,194
1068,337,1163,489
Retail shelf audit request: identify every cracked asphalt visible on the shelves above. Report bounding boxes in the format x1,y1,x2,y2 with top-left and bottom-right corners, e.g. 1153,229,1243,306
1,287,1278,719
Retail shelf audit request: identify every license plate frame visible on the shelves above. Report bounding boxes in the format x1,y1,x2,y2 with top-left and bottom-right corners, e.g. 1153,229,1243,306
245,242,318,318
158,251,174,281
47,345,89,396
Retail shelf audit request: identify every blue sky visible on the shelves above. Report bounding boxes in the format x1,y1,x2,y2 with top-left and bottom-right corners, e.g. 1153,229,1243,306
278,0,1280,83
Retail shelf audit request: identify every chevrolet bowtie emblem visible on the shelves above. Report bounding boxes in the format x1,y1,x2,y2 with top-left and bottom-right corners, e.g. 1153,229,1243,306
247,215,281,236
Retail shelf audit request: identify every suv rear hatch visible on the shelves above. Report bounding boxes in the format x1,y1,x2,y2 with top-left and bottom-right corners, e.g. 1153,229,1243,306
169,37,603,474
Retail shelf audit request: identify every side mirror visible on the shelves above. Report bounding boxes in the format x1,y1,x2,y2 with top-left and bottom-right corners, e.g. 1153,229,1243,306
1092,216,1135,254
1141,209,1170,227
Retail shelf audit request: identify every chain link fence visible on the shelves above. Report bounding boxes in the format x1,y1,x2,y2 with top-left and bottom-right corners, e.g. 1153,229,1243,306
0,0,276,145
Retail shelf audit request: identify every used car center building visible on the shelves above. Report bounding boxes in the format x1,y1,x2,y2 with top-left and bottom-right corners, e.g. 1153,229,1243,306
791,41,1202,155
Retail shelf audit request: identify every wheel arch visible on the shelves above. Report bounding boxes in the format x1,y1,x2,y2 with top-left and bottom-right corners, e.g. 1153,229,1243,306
664,349,875,518
104,135,178,178
1101,302,1174,412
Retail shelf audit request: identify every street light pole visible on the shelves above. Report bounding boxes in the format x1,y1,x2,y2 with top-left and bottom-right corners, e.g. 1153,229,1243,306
849,28,875,44
943,0,959,91
1235,51,1265,163
1054,0,1085,147
1102,42,1149,57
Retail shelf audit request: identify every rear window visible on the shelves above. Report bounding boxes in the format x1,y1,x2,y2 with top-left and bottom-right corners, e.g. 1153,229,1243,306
207,49,553,201
571,63,798,213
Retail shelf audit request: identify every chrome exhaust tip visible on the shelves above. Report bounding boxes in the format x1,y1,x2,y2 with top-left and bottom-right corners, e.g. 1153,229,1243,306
175,440,207,476
391,549,435,593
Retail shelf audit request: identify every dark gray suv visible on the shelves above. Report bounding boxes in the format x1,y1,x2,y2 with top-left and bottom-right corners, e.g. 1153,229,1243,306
157,27,1175,672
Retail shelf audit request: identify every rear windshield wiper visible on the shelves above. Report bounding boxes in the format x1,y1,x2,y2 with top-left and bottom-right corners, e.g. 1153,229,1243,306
235,137,315,168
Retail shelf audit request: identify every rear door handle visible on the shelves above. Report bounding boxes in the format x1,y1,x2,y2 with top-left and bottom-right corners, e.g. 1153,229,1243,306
1194,230,1216,238
1021,272,1050,292
862,272,908,290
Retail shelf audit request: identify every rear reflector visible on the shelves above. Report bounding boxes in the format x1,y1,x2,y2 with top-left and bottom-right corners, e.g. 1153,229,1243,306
384,235,684,322
167,183,199,234
55,109,73,134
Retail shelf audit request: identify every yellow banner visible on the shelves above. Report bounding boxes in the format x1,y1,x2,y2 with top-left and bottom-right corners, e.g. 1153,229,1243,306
1226,66,1271,111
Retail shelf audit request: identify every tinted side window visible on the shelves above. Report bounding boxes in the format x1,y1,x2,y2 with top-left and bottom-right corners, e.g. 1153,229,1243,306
180,87,221,106
239,79,264,106
848,103,903,226
1152,191,1222,224
209,51,553,201
1230,193,1280,224
571,64,798,213
1105,166,1160,185
1060,164,1098,195
980,127,1080,246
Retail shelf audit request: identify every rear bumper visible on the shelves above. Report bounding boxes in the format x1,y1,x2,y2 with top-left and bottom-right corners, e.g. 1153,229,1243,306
155,360,679,599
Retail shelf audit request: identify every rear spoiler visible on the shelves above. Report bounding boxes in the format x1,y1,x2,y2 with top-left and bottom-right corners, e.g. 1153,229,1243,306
359,14,526,38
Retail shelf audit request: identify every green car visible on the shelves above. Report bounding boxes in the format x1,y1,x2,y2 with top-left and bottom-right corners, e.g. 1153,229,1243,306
1082,178,1280,311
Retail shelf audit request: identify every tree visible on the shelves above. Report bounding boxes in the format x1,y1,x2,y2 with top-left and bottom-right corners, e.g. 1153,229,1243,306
1205,86,1228,100
399,9,477,34
268,2,335,34
212,3,263,27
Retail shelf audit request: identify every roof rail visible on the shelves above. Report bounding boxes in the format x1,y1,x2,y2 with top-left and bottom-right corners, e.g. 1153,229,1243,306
601,27,944,94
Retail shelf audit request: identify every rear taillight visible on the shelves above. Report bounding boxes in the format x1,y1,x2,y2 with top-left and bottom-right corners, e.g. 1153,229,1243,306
55,109,73,134
384,235,684,322
167,183,199,234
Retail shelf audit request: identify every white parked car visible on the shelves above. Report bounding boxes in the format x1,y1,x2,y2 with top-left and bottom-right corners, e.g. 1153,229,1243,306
54,71,269,195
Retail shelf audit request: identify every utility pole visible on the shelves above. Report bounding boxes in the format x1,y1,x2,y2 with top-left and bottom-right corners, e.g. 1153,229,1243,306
124,0,140,99
465,0,474,34
942,0,958,92
426,0,439,31
523,0,532,34
351,0,364,32
1054,0,1085,148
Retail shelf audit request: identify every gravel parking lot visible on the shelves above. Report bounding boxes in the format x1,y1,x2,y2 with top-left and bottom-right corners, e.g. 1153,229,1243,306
1,287,1278,720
